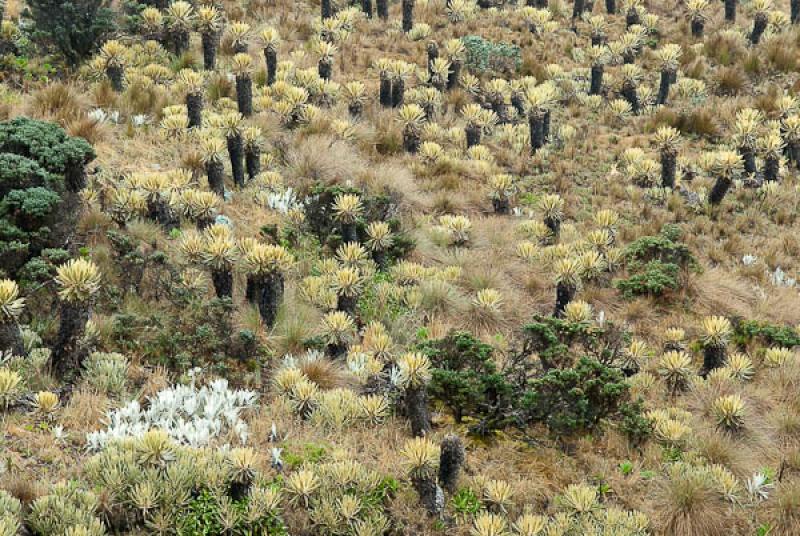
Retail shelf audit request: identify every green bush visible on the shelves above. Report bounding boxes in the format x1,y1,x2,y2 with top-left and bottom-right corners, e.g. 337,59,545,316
615,259,680,298
461,35,521,76
521,315,629,370
0,118,94,277
522,357,629,437
22,0,117,67
733,319,800,348
614,224,697,298
618,400,653,449
420,331,514,431
301,183,414,262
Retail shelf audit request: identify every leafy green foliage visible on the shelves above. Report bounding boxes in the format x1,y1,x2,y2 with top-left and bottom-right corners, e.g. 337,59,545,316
614,224,697,298
420,331,513,429
461,35,521,75
176,490,288,536
22,0,117,67
0,118,93,277
522,357,629,437
521,315,628,370
733,319,800,348
618,400,653,448
451,488,482,517
109,297,243,372
0,117,95,182
301,183,414,262
17,248,70,285
615,260,680,298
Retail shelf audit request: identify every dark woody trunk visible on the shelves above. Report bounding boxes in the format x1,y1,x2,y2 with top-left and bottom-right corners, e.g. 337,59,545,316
657,69,673,105
0,321,25,357
511,93,525,116
265,48,277,86
321,0,332,19
348,101,363,118
341,222,358,244
377,0,389,20
691,19,704,38
318,58,333,81
529,113,544,153
605,0,615,14
106,66,124,92
492,197,510,215
544,215,560,242
739,146,756,175
427,42,438,77
402,0,414,32
793,0,800,24
750,14,767,44
337,293,358,315
621,82,640,115
372,248,388,271
327,341,348,359
542,110,551,143
724,0,736,22
406,385,432,437
572,0,584,19
172,29,190,56
147,197,179,231
403,130,420,153
438,435,465,494
187,92,203,128
227,134,246,188
236,76,253,117
245,146,260,181
590,64,604,95
51,301,90,379
256,273,283,327
211,269,234,299
553,282,575,318
362,0,373,17
661,151,676,189
447,61,461,90
763,155,779,182
622,51,635,64
201,31,218,70
708,176,732,205
206,159,225,197
625,8,640,28
379,73,392,107
702,344,726,376
465,125,481,148
392,78,405,108
492,99,510,124
411,477,444,517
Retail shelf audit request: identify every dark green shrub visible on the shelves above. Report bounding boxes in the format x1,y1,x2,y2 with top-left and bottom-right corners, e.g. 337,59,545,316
521,315,629,370
18,248,70,284
618,400,653,448
614,224,697,298
461,35,521,76
22,0,117,67
420,331,514,431
301,183,414,262
0,117,95,190
522,357,629,437
733,319,800,348
176,490,288,536
0,118,94,277
615,260,680,298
